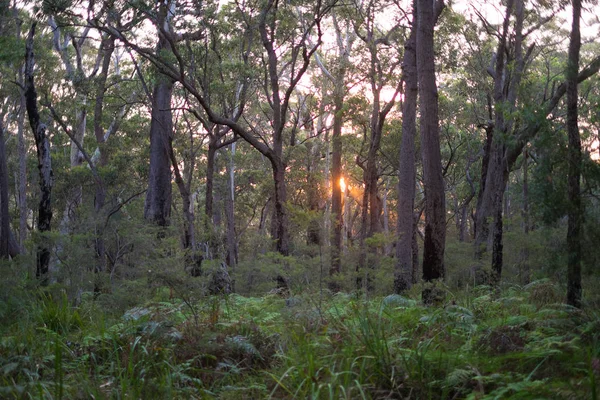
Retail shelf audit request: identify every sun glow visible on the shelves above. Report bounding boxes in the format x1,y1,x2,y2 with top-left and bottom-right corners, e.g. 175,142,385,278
340,177,347,193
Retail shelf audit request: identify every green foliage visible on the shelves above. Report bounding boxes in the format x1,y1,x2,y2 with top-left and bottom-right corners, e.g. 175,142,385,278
0,272,599,398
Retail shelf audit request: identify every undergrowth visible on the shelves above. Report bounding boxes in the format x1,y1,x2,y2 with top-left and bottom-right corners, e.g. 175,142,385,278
0,276,598,399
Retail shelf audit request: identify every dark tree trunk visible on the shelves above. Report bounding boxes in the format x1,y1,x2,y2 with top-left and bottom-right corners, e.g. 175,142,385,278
225,149,238,275
474,0,525,284
205,139,217,223
459,160,476,242
520,148,530,284
144,4,174,227
474,124,493,242
412,217,419,284
395,3,418,293
272,158,289,256
566,0,582,308
92,34,116,274
25,23,53,282
330,77,344,290
417,0,446,289
0,121,19,258
306,142,321,246
17,78,27,252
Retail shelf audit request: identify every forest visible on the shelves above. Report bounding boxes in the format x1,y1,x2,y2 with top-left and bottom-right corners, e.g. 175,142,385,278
0,0,599,397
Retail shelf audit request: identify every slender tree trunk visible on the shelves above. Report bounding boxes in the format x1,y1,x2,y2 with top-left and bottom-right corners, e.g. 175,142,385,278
417,0,446,292
382,184,391,256
205,139,217,222
460,161,476,242
474,0,527,284
0,124,8,256
395,7,418,293
474,124,493,242
306,141,321,246
272,158,289,256
566,0,582,308
17,80,27,252
330,91,344,289
225,145,238,273
61,97,86,231
412,216,419,284
520,148,530,284
25,23,53,283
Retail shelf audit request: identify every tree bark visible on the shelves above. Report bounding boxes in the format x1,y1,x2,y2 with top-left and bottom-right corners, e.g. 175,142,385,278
0,121,19,258
395,4,418,293
17,77,27,252
271,158,289,255
326,13,355,290
474,0,525,282
330,88,344,287
520,148,531,284
25,23,53,283
566,0,582,308
225,145,238,273
417,0,446,289
144,2,174,227
205,137,217,224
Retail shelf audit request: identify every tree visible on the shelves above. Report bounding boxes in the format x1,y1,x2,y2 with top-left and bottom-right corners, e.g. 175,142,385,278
144,0,175,227
24,23,53,283
417,0,446,296
472,0,600,282
566,0,582,308
395,0,418,292
0,120,20,259
312,10,356,289
353,0,403,289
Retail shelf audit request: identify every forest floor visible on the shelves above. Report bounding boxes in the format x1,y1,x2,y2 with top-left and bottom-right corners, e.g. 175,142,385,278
0,275,599,399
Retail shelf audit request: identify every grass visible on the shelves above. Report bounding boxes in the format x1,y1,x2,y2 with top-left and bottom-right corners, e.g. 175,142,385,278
0,278,598,399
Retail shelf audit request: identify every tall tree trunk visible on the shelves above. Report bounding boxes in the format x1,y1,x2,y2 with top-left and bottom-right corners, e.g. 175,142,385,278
225,144,238,272
91,35,117,273
382,183,391,256
17,78,27,252
25,23,53,283
417,0,446,292
460,160,476,242
306,141,321,246
330,90,344,289
12,0,27,253
520,148,530,284
395,6,418,293
474,0,525,283
0,121,19,258
61,97,87,231
566,0,582,308
205,139,217,223
272,158,289,256
144,3,174,227
474,124,493,242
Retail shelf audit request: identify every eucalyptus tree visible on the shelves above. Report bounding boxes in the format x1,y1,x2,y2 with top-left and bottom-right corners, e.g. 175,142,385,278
0,120,19,259
94,0,333,257
417,0,446,295
144,0,176,227
0,2,24,258
351,0,403,289
46,3,116,229
311,9,357,289
24,23,53,282
395,0,418,292
472,0,600,282
566,0,582,308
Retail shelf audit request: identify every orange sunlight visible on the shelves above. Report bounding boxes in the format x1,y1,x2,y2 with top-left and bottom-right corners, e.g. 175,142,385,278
340,177,347,193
